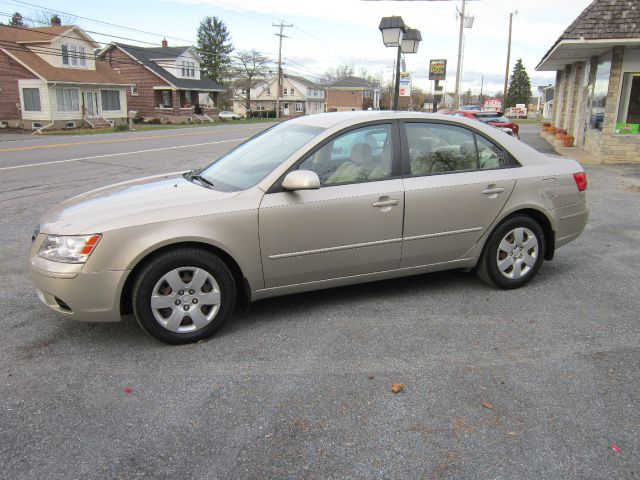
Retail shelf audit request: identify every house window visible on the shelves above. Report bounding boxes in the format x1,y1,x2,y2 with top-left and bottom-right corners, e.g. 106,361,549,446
615,73,640,135
295,102,303,112
162,91,171,107
131,85,138,96
101,90,121,111
291,88,294,95
22,88,41,111
267,88,271,95
588,55,611,131
181,61,195,77
283,88,288,95
62,44,86,67
55,88,80,112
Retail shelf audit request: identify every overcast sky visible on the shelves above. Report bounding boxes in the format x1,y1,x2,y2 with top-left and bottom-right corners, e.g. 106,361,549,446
8,0,594,94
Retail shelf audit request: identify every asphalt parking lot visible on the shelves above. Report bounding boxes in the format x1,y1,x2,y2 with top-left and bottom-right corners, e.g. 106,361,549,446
1,123,639,479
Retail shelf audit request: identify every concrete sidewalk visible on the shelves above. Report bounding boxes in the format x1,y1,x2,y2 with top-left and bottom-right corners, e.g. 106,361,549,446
518,123,600,165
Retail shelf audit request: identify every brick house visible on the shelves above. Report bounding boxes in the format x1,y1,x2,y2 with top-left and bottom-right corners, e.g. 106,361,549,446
536,0,640,163
326,76,381,111
0,24,130,131
98,42,226,123
232,73,325,117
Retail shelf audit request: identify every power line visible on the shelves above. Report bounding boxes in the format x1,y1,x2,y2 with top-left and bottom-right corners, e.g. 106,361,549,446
272,21,293,119
3,0,196,43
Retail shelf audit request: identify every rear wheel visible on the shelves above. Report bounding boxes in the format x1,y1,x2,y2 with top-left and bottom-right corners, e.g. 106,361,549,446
477,215,545,289
132,248,236,344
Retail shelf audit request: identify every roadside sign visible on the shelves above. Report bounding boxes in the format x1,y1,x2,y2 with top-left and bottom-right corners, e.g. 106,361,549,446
429,59,447,81
400,72,411,97
483,99,502,112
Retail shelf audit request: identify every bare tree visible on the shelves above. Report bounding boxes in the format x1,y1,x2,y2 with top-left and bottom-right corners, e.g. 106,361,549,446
29,11,77,26
231,49,270,112
320,63,355,85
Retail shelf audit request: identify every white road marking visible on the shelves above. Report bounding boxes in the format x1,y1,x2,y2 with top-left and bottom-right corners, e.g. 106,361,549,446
0,138,248,171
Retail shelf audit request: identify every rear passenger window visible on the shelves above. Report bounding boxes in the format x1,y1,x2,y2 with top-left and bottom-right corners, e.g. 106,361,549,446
405,123,477,175
476,135,509,169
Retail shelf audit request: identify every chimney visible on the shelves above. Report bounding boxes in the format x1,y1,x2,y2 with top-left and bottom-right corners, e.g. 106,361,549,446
161,38,168,48
50,15,61,26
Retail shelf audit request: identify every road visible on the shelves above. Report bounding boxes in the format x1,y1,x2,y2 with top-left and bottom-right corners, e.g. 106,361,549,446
1,123,639,479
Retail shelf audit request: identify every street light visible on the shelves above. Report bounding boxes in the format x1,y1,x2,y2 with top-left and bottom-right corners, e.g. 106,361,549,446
379,16,422,110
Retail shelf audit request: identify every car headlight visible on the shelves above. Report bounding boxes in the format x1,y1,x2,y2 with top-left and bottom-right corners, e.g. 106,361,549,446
37,234,102,263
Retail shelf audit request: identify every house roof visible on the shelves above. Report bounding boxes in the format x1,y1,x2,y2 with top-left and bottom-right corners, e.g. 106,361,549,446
329,76,379,89
537,0,640,71
108,43,225,92
283,73,324,90
0,25,131,85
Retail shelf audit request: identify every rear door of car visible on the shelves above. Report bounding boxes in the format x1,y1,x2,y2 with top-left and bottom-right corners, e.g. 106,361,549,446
400,120,518,268
258,121,405,288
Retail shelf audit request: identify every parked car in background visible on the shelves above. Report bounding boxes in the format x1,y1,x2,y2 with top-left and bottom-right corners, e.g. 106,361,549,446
448,110,520,138
460,105,482,111
218,110,242,120
30,111,587,344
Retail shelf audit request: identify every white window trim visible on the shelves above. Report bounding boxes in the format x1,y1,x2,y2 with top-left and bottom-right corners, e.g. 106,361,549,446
22,87,42,112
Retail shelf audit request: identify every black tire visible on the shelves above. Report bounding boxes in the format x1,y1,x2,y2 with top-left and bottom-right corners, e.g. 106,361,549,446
132,247,236,344
477,215,545,289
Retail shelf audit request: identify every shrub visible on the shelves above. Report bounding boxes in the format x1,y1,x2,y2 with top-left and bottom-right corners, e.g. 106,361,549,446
113,123,128,132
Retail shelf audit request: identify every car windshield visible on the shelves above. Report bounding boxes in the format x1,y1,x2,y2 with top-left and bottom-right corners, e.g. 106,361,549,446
477,115,511,123
199,122,324,192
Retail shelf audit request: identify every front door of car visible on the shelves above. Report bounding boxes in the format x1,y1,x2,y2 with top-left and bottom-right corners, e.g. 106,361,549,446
400,121,517,268
258,123,404,288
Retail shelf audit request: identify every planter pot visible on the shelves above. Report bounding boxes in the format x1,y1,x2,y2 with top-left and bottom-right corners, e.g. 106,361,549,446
556,133,564,140
542,126,549,132
549,127,557,135
563,135,574,147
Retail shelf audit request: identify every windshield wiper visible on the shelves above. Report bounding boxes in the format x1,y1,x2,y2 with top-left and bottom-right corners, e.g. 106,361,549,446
184,169,215,188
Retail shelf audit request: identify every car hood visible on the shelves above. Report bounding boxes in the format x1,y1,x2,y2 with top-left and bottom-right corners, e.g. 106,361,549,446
39,173,241,235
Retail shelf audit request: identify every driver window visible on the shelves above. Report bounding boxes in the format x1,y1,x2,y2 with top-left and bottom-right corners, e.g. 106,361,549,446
298,124,393,186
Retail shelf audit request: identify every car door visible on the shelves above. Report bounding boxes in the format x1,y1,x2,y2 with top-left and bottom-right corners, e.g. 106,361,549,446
400,121,517,268
259,122,404,288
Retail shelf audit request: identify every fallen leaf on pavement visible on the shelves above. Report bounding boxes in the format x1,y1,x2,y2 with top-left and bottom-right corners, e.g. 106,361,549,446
265,433,273,438
124,387,134,394
391,383,405,394
482,401,494,410
610,443,621,453
368,375,374,380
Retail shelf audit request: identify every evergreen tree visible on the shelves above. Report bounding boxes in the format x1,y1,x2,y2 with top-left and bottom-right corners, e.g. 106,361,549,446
196,16,233,85
9,12,25,26
506,59,531,107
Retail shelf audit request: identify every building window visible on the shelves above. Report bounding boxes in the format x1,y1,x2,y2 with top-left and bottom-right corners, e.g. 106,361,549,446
131,85,138,96
55,88,80,112
22,88,41,111
62,44,86,67
295,102,303,112
291,88,294,95
615,73,640,135
101,90,121,111
181,61,195,77
267,87,271,95
284,88,288,95
162,91,172,107
588,55,611,130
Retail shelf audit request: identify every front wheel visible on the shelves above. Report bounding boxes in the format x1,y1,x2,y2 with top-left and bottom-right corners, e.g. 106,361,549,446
132,248,236,344
477,215,545,289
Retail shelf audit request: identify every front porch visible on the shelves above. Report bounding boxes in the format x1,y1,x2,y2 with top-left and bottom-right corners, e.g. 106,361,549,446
153,88,217,123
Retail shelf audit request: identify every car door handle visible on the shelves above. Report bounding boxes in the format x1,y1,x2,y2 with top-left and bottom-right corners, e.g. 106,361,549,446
481,187,504,195
372,199,399,207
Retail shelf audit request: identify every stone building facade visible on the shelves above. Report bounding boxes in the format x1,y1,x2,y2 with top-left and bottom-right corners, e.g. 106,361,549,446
537,0,640,164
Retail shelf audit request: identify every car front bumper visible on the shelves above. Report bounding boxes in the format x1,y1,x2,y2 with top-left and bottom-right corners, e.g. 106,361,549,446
30,258,129,323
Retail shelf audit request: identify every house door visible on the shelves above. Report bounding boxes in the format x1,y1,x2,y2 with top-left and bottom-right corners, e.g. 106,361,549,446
83,91,99,117
283,102,289,116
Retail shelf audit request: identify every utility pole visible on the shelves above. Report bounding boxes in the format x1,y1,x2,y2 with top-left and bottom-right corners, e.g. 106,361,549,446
503,11,516,110
454,0,466,109
479,74,484,106
273,21,293,119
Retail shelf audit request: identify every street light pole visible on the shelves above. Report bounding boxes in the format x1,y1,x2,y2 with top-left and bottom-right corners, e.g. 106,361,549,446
393,45,402,110
454,0,466,109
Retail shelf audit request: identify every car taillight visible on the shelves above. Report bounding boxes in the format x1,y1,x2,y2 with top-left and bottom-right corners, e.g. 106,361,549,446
573,172,587,192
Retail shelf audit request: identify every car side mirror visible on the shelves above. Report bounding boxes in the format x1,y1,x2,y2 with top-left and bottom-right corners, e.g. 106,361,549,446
281,170,321,191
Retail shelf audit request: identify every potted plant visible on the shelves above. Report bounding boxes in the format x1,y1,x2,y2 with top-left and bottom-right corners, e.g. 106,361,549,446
563,135,574,147
549,125,557,135
542,122,551,132
556,128,566,140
